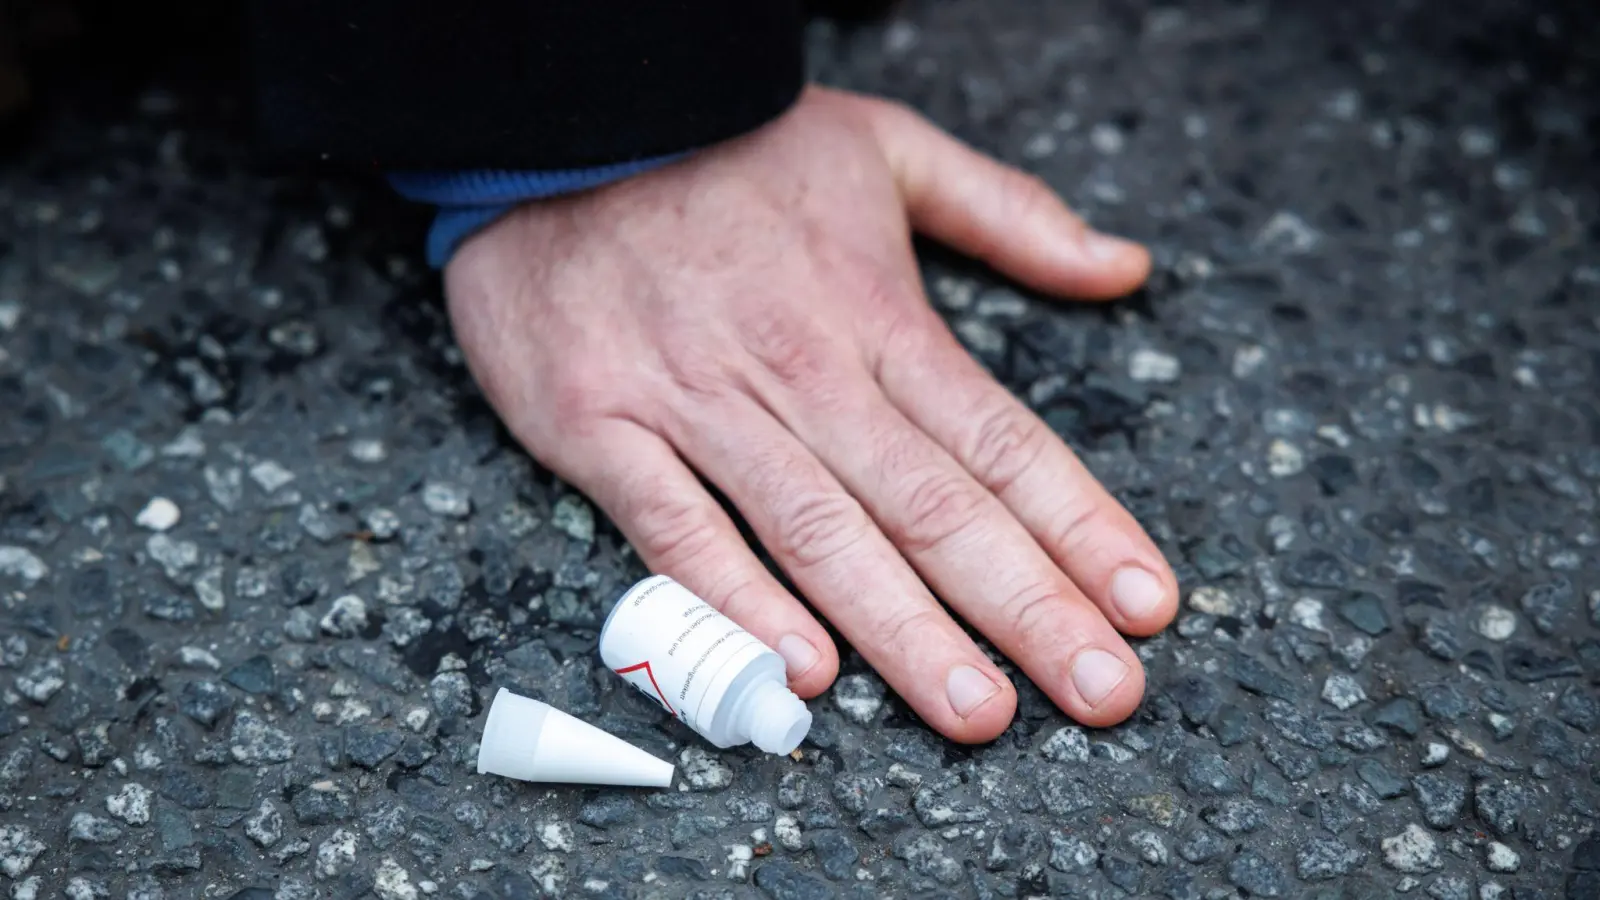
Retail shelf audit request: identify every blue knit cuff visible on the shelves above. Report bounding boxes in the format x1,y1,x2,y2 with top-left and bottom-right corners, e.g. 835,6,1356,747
390,153,686,267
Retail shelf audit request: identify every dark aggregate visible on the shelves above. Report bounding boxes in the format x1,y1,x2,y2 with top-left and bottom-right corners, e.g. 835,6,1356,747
1,0,1597,897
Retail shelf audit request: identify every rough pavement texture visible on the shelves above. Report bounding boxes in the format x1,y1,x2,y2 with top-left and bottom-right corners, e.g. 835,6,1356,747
2,0,1599,897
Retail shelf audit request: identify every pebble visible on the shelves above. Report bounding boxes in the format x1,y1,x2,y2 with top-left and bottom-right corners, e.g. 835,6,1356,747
15,658,65,703
105,783,152,825
1322,673,1367,710
1203,798,1264,835
422,481,472,518
1381,824,1442,873
774,814,804,852
1518,578,1571,635
1485,841,1519,873
832,674,885,724
1421,743,1449,767
229,711,296,764
1474,605,1518,641
753,861,833,900
550,495,595,542
1048,834,1098,874
1268,440,1306,477
1178,750,1238,796
1129,830,1168,865
68,811,124,843
1188,586,1238,616
1473,779,1529,837
1355,758,1409,798
320,594,368,637
249,460,295,493
1338,592,1391,635
374,857,419,900
349,438,387,463
1039,726,1090,763
679,748,733,791
1297,837,1365,880
0,546,50,585
1227,852,1288,897
1129,348,1180,382
1426,876,1471,900
245,799,283,847
135,497,181,531
316,828,357,878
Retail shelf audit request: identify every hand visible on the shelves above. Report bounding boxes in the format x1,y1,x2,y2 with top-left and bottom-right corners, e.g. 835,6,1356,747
444,86,1177,742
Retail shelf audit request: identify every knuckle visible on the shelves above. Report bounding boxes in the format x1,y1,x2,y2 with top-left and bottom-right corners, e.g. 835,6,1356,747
963,402,1050,496
773,491,871,569
997,170,1061,224
999,581,1064,638
628,492,723,569
895,467,988,555
661,345,733,403
740,310,831,391
879,606,946,656
1043,498,1105,559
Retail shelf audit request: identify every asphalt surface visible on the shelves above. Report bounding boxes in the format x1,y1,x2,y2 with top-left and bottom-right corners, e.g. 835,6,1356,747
2,0,1598,897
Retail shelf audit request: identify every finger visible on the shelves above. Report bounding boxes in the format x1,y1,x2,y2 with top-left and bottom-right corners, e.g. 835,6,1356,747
751,358,1146,726
661,391,1018,743
558,417,839,698
865,96,1151,300
879,310,1179,638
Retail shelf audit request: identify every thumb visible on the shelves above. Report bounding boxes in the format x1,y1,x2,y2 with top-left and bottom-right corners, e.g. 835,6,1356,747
868,98,1151,300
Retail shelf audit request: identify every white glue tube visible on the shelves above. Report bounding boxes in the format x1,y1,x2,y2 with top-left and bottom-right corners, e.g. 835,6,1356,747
477,687,675,788
600,575,813,755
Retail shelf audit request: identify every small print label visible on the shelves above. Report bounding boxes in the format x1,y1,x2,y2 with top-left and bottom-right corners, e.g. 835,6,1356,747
601,576,769,730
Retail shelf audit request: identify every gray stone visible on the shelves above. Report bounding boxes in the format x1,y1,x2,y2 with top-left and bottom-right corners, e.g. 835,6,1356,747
1227,852,1287,897
1381,824,1441,873
1297,837,1364,880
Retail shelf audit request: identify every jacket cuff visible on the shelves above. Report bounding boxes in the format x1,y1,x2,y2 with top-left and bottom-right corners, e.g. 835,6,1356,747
390,153,684,268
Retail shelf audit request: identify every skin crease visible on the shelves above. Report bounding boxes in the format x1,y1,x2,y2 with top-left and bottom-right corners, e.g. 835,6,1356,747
444,86,1180,744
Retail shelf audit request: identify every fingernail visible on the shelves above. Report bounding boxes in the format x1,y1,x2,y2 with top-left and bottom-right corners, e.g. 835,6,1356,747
946,665,1001,718
777,635,821,677
1111,567,1167,620
1071,648,1129,707
1083,230,1139,261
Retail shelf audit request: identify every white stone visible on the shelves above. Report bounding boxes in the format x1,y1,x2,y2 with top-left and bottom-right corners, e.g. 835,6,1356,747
321,594,369,637
539,822,573,853
1321,674,1367,710
1129,348,1180,382
374,857,419,900
160,426,206,458
1421,743,1449,767
1289,597,1326,632
135,497,181,532
317,828,358,878
1089,122,1125,154
832,674,885,724
1267,439,1306,477
10,875,42,900
1255,211,1320,254
1232,344,1266,378
245,799,283,847
421,481,471,518
404,707,431,733
249,459,296,493
349,438,387,463
725,844,753,881
1475,605,1517,641
1188,586,1237,617
1382,824,1441,873
1039,726,1090,764
0,824,46,878
678,747,733,791
0,546,48,584
774,814,804,852
1485,842,1519,873
194,565,226,611
105,783,152,825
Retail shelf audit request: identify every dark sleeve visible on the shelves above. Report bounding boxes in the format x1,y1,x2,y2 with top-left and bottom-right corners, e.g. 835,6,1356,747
244,1,808,172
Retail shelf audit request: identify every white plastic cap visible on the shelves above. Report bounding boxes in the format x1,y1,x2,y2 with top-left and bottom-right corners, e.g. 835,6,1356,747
477,688,674,788
737,680,812,755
